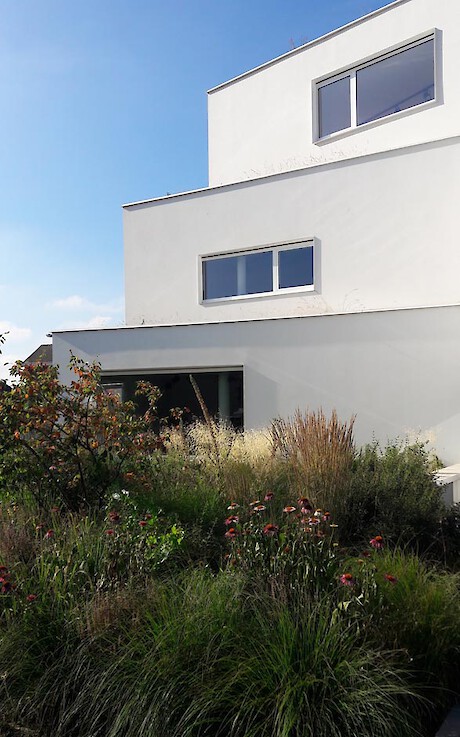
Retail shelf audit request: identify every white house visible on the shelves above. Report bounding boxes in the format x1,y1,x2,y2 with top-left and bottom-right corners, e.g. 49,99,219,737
53,0,460,462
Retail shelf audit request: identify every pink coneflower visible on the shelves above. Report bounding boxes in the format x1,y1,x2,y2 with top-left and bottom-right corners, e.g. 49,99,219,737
139,520,148,528
1,581,12,594
225,527,238,540
262,523,279,537
109,511,121,523
252,505,266,513
297,498,313,512
340,573,355,587
370,535,384,549
384,573,398,584
0,566,8,574
26,594,37,602
249,500,261,507
323,511,331,521
314,509,322,518
362,550,371,558
225,516,239,526
309,516,320,526
227,502,239,510
283,505,296,514
264,492,274,501
44,529,54,539
105,529,115,536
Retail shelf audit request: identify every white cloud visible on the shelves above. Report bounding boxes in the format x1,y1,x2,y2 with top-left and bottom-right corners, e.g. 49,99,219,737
48,294,123,315
0,321,32,343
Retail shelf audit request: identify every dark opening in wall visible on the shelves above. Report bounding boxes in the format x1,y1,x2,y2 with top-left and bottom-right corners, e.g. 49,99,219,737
101,370,244,429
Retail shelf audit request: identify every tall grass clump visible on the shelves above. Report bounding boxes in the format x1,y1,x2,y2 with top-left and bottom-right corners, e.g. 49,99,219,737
17,571,424,737
271,408,355,508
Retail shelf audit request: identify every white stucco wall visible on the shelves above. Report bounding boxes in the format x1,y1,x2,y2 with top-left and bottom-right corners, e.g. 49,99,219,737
208,0,460,186
53,304,460,465
124,136,460,327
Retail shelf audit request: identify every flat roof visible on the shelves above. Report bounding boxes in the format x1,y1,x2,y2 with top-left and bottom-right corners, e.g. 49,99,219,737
207,0,411,94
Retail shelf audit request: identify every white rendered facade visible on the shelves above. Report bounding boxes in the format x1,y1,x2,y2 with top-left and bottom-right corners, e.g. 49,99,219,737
54,0,460,463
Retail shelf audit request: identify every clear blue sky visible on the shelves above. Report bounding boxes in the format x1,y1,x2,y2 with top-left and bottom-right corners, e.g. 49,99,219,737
0,0,394,378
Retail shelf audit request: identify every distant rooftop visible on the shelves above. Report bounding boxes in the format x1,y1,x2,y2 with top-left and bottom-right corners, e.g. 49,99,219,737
24,344,53,365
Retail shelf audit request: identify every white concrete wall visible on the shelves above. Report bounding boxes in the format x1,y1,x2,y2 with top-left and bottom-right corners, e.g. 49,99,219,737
53,304,460,465
124,136,460,327
208,0,460,186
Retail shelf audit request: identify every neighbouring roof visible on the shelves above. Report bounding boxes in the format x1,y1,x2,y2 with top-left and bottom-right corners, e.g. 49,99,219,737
24,344,53,365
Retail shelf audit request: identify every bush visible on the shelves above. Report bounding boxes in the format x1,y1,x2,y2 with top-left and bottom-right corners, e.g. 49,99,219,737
333,441,446,553
0,357,161,510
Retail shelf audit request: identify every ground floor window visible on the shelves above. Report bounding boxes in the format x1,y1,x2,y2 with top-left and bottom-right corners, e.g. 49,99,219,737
101,370,244,429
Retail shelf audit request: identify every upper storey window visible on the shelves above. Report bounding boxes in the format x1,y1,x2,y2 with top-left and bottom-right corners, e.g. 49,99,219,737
317,35,435,140
201,241,314,302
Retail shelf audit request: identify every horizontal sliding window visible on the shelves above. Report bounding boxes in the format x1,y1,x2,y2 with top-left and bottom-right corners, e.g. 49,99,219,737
317,34,435,139
202,242,314,301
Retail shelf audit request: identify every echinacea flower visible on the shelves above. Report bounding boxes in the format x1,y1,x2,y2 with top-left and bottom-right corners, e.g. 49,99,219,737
283,506,296,514
340,573,355,587
252,505,266,513
297,498,313,512
227,503,240,510
370,535,384,549
44,529,54,539
139,520,148,528
105,529,115,535
1,582,12,594
264,492,274,501
314,509,322,518
225,527,238,540
26,594,37,602
225,516,239,526
384,573,398,584
249,500,261,507
262,523,279,537
323,511,331,521
109,511,121,523
0,566,8,574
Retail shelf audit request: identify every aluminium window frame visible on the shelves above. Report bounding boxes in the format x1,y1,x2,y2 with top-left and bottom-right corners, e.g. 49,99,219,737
313,28,441,144
199,238,317,304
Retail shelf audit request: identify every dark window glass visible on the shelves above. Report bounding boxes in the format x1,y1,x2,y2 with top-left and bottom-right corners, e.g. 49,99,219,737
203,250,273,299
357,39,434,126
279,247,314,289
244,251,272,294
203,256,237,300
318,76,351,137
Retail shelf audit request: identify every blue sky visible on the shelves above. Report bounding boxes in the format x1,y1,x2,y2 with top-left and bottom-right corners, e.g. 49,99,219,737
0,0,394,378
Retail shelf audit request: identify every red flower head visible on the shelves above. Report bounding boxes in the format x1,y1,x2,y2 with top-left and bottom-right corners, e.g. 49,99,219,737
283,505,296,514
225,516,239,526
109,511,121,523
370,535,384,549
225,527,238,540
27,594,37,602
44,529,54,539
264,492,274,502
0,566,8,574
139,520,148,528
252,504,266,513
297,498,313,513
262,523,279,537
227,502,240,511
1,581,12,594
384,573,398,584
340,573,355,587
105,529,115,536
323,511,331,521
